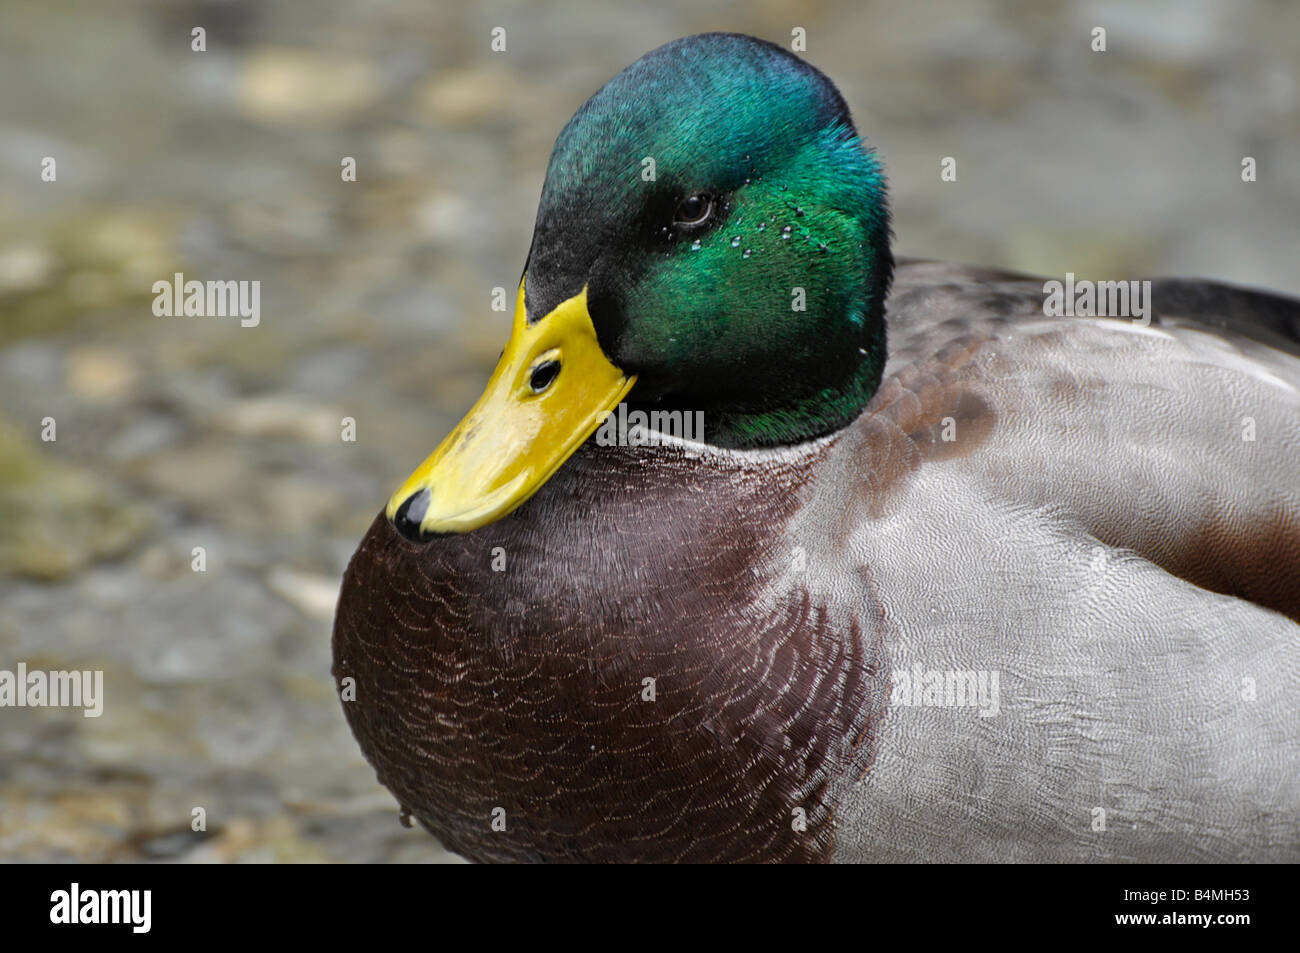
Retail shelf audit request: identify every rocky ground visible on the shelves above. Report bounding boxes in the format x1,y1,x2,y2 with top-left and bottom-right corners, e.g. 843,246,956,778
1,0,1297,862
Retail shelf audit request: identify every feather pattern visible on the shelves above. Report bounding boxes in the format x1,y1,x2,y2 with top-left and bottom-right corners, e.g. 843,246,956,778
334,260,1300,862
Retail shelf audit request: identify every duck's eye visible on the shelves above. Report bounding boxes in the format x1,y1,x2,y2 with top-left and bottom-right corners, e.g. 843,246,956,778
529,359,561,394
673,193,713,228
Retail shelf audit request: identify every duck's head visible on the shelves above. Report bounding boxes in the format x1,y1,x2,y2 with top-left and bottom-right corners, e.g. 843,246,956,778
390,32,892,539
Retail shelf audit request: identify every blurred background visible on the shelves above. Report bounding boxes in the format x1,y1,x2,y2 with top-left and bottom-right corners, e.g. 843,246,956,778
1,0,1297,862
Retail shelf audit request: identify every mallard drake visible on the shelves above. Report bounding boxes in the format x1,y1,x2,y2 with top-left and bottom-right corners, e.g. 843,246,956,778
333,33,1300,863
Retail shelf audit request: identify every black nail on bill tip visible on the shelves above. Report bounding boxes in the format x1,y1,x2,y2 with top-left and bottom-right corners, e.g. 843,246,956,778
392,488,431,541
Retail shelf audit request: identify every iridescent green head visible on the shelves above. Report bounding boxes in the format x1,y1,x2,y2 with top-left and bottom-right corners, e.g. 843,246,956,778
526,32,893,449
390,34,893,538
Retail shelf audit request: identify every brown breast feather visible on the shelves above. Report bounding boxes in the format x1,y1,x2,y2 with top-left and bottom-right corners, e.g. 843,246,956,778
333,442,890,863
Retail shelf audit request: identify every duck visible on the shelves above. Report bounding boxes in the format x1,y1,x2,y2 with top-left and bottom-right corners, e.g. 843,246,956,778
332,32,1300,863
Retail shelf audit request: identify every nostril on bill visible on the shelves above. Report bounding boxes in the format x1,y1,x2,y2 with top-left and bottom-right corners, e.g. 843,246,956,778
529,359,561,393
392,488,431,541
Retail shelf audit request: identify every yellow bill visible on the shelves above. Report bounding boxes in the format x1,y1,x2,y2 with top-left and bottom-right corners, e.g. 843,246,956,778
386,280,635,536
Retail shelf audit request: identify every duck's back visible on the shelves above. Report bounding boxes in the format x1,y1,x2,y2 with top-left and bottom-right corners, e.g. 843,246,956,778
823,260,1300,861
